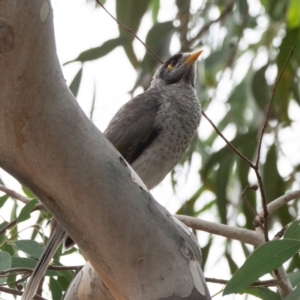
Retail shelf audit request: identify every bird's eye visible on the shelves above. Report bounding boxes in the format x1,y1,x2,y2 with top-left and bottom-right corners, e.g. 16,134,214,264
167,60,177,69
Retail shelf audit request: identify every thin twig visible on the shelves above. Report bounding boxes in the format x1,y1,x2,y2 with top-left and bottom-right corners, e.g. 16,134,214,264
0,265,83,276
0,184,31,204
95,0,163,64
254,46,295,242
206,277,279,287
202,111,255,168
0,286,47,300
0,274,30,286
188,0,237,46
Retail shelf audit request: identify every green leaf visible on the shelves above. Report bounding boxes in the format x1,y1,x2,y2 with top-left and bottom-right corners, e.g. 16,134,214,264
14,240,43,259
287,0,300,28
22,186,35,198
151,0,160,23
50,277,63,300
0,194,9,208
0,251,12,284
263,145,291,225
223,239,300,295
17,199,38,223
64,38,125,64
288,270,300,288
285,282,300,300
285,221,300,241
240,287,282,300
69,67,83,98
215,155,234,224
116,0,150,68
252,65,270,111
133,21,174,90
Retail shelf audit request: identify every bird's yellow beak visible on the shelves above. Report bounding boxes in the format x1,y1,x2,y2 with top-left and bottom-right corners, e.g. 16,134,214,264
185,50,203,64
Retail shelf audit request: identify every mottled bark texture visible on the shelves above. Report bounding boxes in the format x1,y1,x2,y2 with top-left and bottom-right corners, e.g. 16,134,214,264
0,1,210,299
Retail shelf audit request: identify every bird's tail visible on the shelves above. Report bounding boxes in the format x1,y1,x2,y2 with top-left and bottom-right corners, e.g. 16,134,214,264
21,224,67,300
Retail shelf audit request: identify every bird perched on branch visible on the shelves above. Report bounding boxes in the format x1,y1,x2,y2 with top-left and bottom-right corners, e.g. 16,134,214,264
22,50,204,300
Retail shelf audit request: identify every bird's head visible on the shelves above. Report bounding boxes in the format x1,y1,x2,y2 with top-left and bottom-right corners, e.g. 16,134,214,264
151,50,203,88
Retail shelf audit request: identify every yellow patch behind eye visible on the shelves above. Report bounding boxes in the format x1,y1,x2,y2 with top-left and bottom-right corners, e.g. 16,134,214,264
167,63,173,69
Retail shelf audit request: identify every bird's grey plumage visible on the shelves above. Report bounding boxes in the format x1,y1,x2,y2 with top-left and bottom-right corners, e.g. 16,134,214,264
22,51,203,299
105,52,201,189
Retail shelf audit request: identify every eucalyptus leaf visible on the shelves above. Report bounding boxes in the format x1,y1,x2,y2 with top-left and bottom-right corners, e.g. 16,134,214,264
223,240,300,295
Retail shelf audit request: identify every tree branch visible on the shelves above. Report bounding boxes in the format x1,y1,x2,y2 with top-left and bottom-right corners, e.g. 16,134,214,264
175,215,264,246
0,184,31,204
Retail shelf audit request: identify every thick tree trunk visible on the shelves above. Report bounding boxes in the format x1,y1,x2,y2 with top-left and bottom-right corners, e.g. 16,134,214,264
0,1,210,299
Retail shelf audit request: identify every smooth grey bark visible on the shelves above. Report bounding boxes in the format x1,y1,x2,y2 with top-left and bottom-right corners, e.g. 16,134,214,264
0,1,211,299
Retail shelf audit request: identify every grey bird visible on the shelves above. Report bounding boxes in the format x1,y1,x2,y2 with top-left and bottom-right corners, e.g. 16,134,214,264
22,50,204,300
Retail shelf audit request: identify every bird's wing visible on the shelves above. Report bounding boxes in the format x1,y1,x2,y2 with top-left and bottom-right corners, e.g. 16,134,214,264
104,91,161,164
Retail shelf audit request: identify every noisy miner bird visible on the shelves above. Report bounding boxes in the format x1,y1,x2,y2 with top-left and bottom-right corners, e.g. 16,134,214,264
22,50,204,300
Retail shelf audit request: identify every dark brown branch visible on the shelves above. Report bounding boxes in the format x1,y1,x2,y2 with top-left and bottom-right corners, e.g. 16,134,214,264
206,277,278,287
0,286,47,300
202,111,255,168
253,46,295,242
95,0,163,64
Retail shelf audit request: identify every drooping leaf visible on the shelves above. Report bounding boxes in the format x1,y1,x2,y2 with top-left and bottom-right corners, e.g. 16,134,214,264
151,0,160,23
215,155,234,224
22,186,35,198
263,145,291,225
223,239,300,295
64,37,125,64
252,65,270,111
116,0,150,68
50,277,63,300
0,194,9,208
133,21,175,90
14,240,43,259
17,199,38,223
0,251,12,284
69,67,83,98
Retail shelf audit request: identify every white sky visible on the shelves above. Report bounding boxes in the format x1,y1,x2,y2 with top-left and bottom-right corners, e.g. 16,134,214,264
1,0,300,299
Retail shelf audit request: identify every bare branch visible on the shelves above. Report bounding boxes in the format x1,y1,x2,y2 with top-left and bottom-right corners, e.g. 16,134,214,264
0,184,31,204
175,215,264,246
259,190,300,217
95,0,163,64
